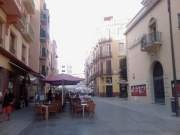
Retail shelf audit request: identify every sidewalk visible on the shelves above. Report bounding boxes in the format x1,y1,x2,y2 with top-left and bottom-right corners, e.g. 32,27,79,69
96,97,180,122
0,103,35,135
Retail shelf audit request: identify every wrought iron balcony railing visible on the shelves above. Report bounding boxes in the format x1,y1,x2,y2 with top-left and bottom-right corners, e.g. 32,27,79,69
22,56,26,62
141,31,162,49
99,52,112,59
10,46,15,54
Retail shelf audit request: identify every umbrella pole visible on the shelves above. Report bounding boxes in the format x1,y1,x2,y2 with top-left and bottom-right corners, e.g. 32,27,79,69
62,80,64,106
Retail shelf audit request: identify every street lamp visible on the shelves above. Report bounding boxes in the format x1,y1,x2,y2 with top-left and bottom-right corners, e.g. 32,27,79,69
167,0,179,116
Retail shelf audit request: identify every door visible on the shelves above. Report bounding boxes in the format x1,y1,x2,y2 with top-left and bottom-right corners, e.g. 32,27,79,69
106,86,113,97
153,62,165,103
120,84,127,97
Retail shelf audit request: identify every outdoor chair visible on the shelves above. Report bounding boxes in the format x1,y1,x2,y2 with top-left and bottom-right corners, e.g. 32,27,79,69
72,103,83,118
85,103,97,119
34,105,45,121
48,104,58,118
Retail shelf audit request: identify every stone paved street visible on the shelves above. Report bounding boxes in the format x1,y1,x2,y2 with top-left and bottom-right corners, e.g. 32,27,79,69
0,97,180,135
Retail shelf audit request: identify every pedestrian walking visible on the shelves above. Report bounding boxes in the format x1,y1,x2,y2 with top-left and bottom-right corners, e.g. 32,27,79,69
0,88,15,122
48,90,52,101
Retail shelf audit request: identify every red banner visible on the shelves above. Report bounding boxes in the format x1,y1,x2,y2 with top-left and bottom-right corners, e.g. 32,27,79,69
131,84,146,96
171,80,180,97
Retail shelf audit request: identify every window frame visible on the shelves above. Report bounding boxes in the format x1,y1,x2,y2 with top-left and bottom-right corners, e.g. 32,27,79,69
118,43,124,52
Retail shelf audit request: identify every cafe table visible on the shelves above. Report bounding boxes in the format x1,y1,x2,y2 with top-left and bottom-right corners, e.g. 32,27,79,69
42,105,49,120
81,103,88,118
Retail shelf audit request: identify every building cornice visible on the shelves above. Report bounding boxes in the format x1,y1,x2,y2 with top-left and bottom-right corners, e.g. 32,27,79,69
124,0,160,35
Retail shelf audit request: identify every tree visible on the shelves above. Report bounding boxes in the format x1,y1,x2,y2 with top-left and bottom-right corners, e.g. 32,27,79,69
119,57,127,81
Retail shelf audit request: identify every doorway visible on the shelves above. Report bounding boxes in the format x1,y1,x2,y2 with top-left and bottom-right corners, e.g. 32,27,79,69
153,61,165,103
106,86,113,97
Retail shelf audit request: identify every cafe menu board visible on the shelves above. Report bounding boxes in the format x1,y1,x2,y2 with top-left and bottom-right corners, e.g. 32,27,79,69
131,84,146,96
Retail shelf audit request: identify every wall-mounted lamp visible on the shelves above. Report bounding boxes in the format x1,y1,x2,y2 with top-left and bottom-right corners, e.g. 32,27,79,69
132,73,135,79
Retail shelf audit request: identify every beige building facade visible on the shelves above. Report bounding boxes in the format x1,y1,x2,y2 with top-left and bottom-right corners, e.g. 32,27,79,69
28,0,59,99
124,0,180,105
85,17,129,97
0,0,35,101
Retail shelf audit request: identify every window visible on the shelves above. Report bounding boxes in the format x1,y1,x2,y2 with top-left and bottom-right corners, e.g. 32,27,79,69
178,13,180,29
106,60,111,74
9,33,16,54
22,45,26,62
119,43,124,52
62,66,65,68
106,77,112,84
0,22,2,44
106,44,111,56
62,70,65,72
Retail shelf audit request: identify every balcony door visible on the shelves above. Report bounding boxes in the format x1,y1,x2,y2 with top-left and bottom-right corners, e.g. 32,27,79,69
100,62,103,75
106,44,111,56
106,60,111,74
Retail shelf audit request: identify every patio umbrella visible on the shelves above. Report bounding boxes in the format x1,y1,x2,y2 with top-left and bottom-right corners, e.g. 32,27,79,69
41,74,84,104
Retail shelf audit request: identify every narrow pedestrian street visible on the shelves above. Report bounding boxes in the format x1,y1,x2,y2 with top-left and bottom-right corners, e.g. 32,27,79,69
0,97,180,135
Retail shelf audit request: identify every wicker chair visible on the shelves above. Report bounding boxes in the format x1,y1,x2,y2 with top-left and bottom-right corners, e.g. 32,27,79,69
34,105,45,120
85,103,97,118
48,104,58,118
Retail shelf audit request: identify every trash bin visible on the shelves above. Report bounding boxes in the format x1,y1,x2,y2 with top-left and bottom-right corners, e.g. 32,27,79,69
171,97,176,113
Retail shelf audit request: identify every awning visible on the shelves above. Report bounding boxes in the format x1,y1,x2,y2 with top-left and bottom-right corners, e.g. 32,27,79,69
8,61,44,78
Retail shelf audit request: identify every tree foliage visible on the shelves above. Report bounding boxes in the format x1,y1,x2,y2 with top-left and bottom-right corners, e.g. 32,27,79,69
119,57,127,81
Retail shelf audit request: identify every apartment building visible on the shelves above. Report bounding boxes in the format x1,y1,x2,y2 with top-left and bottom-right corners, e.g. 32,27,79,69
0,0,36,101
85,17,129,97
28,0,59,99
124,0,180,105
59,63,72,75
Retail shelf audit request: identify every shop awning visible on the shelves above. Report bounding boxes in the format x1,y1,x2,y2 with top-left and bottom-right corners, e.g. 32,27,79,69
8,61,43,78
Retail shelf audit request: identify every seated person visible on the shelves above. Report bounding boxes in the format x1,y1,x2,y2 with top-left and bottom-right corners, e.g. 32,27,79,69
73,94,81,102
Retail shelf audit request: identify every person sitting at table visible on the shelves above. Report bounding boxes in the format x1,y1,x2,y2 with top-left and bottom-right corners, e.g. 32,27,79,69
73,94,81,102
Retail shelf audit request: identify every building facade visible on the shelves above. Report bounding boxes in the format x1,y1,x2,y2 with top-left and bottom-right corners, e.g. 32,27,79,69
85,17,129,97
124,0,180,105
28,0,59,99
59,63,72,75
0,0,35,101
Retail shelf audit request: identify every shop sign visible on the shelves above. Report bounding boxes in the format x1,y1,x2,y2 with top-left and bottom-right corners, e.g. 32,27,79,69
131,84,146,96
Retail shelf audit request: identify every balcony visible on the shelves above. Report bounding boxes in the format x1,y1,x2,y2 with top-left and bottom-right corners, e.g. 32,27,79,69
99,52,112,59
0,0,6,5
9,46,15,55
22,56,25,62
40,28,47,43
141,32,162,52
93,57,99,63
97,70,113,76
15,16,25,29
0,0,22,17
40,12,47,25
41,71,46,77
22,23,34,42
98,37,111,44
39,51,46,60
23,0,35,14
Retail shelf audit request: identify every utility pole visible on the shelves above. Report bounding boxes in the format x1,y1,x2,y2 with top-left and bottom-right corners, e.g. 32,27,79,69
167,0,179,116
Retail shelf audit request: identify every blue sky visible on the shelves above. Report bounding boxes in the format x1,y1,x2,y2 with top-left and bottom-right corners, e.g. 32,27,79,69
45,0,143,74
